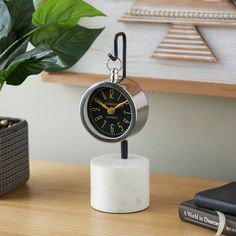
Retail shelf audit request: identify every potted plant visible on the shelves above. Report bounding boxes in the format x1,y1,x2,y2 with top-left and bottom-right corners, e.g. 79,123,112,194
0,0,105,195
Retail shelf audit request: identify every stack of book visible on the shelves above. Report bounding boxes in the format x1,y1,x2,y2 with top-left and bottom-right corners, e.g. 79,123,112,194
178,182,236,235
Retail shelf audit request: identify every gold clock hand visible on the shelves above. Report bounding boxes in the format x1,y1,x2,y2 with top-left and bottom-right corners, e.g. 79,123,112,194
94,98,109,110
113,100,128,110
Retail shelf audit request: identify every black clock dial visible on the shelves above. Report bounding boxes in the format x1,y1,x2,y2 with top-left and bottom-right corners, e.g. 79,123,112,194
87,87,132,138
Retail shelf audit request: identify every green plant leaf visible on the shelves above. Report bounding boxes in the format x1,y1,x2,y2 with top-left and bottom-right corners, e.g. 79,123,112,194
0,28,36,63
4,0,35,36
31,0,105,45
33,0,46,9
0,70,7,85
32,0,105,27
0,0,105,88
0,0,34,54
0,0,11,54
2,25,104,85
0,0,11,39
42,25,104,71
0,38,29,70
4,45,66,85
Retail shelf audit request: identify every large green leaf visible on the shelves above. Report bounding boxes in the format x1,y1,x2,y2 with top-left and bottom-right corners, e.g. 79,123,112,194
0,0,34,54
0,0,11,40
43,25,104,71
33,0,46,9
0,0,105,88
0,70,6,85
32,0,105,27
0,30,32,63
0,38,29,70
4,44,66,85
31,0,105,45
2,25,104,85
0,0,11,54
4,0,35,36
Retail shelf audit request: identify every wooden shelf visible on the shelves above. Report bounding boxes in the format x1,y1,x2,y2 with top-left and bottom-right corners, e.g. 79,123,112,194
42,72,236,98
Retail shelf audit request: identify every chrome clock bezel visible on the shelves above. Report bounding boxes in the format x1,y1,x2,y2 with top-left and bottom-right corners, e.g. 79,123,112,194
80,81,137,143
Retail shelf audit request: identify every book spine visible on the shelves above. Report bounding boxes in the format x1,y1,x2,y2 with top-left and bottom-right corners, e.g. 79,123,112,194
179,204,236,236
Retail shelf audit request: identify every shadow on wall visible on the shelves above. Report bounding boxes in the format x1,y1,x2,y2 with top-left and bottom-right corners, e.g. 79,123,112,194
0,78,236,180
130,91,236,180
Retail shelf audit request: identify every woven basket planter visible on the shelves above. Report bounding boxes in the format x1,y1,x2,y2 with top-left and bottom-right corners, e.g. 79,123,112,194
0,117,29,195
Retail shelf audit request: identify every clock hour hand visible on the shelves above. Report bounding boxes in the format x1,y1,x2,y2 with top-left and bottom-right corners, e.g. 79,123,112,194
113,100,128,110
94,98,109,110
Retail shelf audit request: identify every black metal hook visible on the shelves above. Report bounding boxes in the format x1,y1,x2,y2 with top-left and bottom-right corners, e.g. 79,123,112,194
108,32,127,79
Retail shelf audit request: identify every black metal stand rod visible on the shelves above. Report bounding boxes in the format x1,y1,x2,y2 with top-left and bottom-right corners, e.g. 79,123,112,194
108,32,127,79
121,140,128,159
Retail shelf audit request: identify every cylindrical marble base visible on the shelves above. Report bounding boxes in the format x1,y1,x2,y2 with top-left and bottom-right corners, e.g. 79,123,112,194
90,154,150,213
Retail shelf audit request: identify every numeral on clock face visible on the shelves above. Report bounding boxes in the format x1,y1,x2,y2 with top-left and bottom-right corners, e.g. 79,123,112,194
110,124,115,134
94,115,103,122
123,118,130,124
101,120,107,129
123,110,131,115
101,91,107,100
117,93,122,101
117,122,124,132
87,87,132,138
110,89,114,99
92,108,100,112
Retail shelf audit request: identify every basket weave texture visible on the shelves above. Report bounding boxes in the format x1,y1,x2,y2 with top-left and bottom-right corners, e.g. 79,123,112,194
0,117,29,195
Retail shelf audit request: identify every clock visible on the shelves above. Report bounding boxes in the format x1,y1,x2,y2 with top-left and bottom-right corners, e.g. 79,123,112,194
80,76,148,143
81,32,150,214
87,86,131,138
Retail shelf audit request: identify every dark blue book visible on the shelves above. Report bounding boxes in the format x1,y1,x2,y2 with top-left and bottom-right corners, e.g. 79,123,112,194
194,182,236,216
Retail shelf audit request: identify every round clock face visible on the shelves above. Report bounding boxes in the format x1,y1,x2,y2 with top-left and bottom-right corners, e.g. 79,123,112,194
87,87,132,138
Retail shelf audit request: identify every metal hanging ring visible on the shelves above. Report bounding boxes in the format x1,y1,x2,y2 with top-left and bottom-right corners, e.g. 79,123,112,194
106,57,122,72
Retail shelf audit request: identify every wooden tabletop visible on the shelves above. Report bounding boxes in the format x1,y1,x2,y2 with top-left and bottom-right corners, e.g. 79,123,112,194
0,160,226,236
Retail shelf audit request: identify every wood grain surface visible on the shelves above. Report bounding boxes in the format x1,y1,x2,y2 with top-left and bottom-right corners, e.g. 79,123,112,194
120,0,236,26
153,24,218,63
0,160,226,236
120,0,236,64
42,72,236,98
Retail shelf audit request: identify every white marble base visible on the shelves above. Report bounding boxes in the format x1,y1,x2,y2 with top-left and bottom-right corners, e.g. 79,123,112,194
90,154,150,213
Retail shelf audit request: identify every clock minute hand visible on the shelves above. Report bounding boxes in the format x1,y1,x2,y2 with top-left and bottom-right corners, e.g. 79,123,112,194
94,98,109,110
113,100,128,110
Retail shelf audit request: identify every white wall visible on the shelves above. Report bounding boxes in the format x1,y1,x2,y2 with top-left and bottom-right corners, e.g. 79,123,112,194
1,0,236,180
74,0,236,84
0,77,236,180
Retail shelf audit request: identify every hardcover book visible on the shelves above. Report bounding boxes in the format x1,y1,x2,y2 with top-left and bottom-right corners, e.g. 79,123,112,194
194,182,236,216
179,200,236,236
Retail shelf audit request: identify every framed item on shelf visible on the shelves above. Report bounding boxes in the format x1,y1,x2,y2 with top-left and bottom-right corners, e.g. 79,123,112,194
42,0,236,98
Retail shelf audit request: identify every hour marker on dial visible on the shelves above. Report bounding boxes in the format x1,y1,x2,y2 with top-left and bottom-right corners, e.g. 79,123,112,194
123,118,130,124
101,91,107,100
94,115,103,122
110,89,115,99
124,110,131,115
87,87,132,138
101,120,107,129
